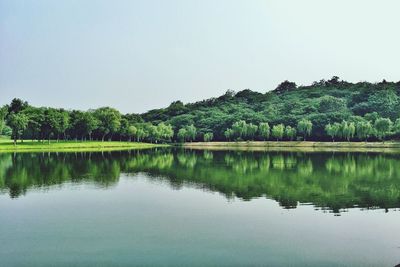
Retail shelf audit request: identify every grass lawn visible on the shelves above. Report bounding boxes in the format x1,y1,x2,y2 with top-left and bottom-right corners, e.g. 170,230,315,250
0,138,166,152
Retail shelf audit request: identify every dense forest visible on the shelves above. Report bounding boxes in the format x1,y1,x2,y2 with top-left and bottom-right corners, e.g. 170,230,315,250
2,77,400,144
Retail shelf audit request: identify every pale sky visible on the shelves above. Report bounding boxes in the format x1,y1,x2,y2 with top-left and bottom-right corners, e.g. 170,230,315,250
1,0,399,113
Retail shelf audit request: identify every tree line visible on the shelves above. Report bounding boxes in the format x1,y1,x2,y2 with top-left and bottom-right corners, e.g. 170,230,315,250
0,99,174,145
140,77,400,142
2,77,400,144
221,116,398,142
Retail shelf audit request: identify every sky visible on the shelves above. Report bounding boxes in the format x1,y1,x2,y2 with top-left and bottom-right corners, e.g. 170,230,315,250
1,0,400,114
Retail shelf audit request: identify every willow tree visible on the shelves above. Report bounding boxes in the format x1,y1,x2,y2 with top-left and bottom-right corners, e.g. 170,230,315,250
271,124,285,141
374,118,392,142
297,119,312,141
259,122,270,141
203,132,213,142
355,121,373,142
285,125,296,141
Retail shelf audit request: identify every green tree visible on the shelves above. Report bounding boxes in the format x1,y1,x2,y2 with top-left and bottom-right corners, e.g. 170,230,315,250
7,112,28,145
271,124,285,141
119,118,130,141
224,128,234,141
232,120,247,140
135,125,149,142
47,109,69,141
339,121,355,142
7,98,28,114
0,106,7,136
318,95,346,113
347,122,356,141
147,124,159,143
297,119,312,141
23,107,45,141
127,125,137,142
68,111,98,141
177,128,187,142
393,118,400,136
355,121,373,141
186,124,197,142
94,107,121,141
364,112,379,123
285,125,296,141
374,118,392,141
325,123,337,142
157,123,174,142
259,122,270,140
203,132,214,142
246,123,258,140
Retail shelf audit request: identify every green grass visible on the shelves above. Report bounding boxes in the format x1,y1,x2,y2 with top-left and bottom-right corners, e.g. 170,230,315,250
0,139,166,152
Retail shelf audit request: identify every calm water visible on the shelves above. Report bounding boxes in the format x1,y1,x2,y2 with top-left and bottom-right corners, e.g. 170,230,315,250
0,149,399,267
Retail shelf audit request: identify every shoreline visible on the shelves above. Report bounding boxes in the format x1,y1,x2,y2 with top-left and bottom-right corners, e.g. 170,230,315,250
182,141,400,153
0,140,166,153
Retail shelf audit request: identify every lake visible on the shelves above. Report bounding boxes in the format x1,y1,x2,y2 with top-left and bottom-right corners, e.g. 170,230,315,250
0,149,399,267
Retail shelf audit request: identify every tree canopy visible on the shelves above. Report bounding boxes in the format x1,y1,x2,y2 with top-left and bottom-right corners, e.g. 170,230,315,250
2,77,400,143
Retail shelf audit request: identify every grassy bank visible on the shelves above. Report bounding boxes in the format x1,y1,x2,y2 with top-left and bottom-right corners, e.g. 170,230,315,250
0,139,166,152
182,141,400,153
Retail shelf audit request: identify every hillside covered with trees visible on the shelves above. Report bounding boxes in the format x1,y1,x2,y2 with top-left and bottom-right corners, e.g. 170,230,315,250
2,77,400,144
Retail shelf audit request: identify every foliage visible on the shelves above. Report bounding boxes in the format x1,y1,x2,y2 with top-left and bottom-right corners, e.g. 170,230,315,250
3,77,400,143
374,118,392,141
7,112,28,144
203,132,214,142
271,124,285,141
285,125,296,141
259,122,270,140
297,119,313,140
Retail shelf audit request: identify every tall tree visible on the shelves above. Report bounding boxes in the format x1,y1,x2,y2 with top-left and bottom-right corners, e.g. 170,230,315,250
203,132,213,142
0,106,7,136
224,128,234,141
297,119,313,141
374,118,392,141
177,128,187,142
94,107,121,141
355,121,373,141
271,124,285,141
7,98,28,114
285,125,296,141
246,123,258,140
186,124,197,142
232,120,247,140
259,122,270,140
7,113,28,145
127,125,137,142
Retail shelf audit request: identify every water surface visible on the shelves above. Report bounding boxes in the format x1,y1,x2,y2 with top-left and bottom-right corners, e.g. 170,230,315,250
0,149,399,266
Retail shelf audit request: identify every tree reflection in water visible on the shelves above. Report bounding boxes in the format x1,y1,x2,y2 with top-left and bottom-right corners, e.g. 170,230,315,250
1,149,400,214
